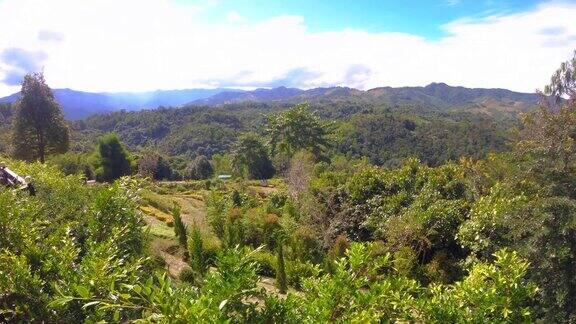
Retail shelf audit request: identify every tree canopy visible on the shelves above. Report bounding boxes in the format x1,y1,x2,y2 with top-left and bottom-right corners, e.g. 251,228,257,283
232,133,275,180
186,155,214,180
12,72,69,163
266,103,331,160
94,133,133,182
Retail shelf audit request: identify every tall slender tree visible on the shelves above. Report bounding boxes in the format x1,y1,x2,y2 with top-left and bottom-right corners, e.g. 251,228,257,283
12,72,69,163
276,242,287,294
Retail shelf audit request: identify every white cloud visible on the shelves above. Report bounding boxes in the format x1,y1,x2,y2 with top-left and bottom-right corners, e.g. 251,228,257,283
226,11,246,24
0,0,574,96
444,0,461,7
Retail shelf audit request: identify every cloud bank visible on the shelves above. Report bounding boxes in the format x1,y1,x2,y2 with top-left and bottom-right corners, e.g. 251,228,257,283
0,0,574,96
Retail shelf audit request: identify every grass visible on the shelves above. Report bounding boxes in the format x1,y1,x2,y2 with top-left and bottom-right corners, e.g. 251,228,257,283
141,189,176,214
147,222,176,239
140,205,174,226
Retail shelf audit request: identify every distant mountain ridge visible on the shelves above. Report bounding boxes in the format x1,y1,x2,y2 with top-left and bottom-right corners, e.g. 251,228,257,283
0,88,244,120
192,83,539,113
0,83,540,120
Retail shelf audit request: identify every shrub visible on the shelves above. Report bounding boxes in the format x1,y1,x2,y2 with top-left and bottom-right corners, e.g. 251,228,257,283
205,190,229,240
266,192,288,214
225,207,245,247
329,234,350,260
263,213,281,249
49,152,94,179
202,234,223,268
293,225,321,262
0,160,149,322
286,260,321,289
250,251,277,277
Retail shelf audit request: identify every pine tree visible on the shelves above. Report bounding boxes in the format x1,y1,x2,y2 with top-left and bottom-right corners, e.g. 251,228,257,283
172,203,188,249
276,243,287,294
94,133,132,182
12,72,69,163
188,224,205,276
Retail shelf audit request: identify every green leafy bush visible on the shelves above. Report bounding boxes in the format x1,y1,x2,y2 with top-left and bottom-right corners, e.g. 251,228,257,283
250,251,277,277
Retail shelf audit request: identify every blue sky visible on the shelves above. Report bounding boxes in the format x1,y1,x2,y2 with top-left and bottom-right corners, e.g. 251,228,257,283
0,0,574,95
194,0,544,38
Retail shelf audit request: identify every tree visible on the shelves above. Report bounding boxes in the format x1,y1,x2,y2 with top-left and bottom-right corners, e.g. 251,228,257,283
138,152,172,180
276,243,287,294
188,224,205,276
458,52,576,321
94,133,132,182
287,150,315,205
232,133,275,180
545,50,575,106
266,104,330,159
12,72,69,163
211,153,233,175
186,155,214,180
172,203,189,260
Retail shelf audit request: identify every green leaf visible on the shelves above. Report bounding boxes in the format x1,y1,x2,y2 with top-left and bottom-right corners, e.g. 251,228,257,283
75,285,90,298
49,296,74,307
113,309,120,321
82,301,100,309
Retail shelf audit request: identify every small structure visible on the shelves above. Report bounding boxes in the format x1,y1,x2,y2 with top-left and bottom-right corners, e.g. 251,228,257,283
218,174,232,180
0,162,35,195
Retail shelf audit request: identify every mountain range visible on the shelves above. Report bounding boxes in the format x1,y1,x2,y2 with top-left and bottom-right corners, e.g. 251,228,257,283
0,83,540,120
191,83,539,115
0,88,243,120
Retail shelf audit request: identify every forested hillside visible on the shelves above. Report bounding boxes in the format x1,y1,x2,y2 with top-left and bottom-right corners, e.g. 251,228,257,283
68,101,515,170
1,52,575,322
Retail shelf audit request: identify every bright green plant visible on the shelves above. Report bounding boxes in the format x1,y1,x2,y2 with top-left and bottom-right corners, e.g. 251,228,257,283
188,224,206,277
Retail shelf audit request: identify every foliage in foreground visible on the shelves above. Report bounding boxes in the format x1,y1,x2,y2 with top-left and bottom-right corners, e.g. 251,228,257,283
0,159,537,322
0,160,147,322
54,244,536,322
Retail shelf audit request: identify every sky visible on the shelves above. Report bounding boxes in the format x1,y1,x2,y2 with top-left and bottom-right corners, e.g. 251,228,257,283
0,0,575,96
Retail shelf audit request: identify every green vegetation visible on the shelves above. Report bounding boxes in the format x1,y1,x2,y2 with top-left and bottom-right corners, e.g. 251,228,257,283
186,155,214,180
276,243,287,294
267,103,331,160
137,151,172,180
93,133,133,182
232,133,275,180
1,51,575,322
172,203,188,249
11,72,70,163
